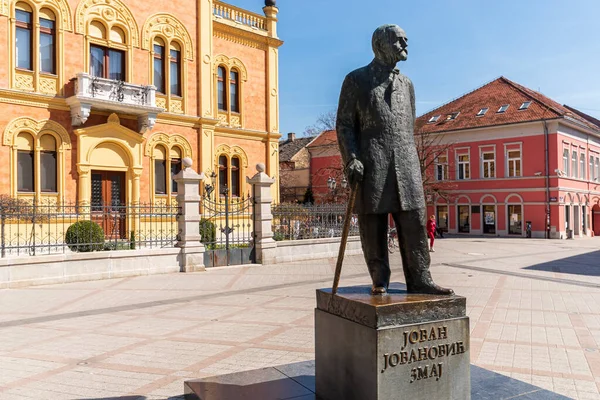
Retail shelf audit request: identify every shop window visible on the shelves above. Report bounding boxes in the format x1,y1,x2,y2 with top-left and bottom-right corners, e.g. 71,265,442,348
457,154,470,180
435,154,448,181
458,205,470,233
508,205,522,235
481,152,495,178
15,5,33,70
483,205,496,234
507,150,521,177
436,205,448,232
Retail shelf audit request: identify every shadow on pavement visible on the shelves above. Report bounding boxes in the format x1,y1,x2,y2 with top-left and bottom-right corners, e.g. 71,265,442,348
183,361,571,400
524,249,600,277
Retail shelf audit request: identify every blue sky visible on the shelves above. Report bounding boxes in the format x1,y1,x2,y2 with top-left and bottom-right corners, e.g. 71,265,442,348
235,0,600,136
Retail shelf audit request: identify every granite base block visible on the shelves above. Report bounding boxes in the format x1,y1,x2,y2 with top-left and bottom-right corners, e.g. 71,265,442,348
316,284,470,400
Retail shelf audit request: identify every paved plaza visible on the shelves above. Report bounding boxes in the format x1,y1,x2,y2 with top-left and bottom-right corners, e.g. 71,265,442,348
1,237,600,399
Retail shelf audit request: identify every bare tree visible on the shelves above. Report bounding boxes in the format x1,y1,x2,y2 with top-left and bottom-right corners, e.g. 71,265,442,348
303,109,337,137
414,130,456,203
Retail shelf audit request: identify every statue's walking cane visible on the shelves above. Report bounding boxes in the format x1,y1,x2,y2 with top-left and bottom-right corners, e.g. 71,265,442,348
331,182,358,295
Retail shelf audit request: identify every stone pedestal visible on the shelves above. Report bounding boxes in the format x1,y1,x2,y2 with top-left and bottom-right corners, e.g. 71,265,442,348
315,283,470,400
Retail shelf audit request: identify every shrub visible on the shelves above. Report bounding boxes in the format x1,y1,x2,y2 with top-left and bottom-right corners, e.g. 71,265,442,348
65,221,104,252
199,218,216,249
273,231,285,241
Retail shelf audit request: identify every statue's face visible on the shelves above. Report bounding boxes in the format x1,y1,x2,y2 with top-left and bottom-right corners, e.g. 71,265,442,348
372,25,408,65
390,27,408,62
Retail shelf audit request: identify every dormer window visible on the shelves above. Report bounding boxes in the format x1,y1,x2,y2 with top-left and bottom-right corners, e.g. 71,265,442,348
497,104,509,113
447,112,460,120
428,115,440,123
519,101,531,110
476,108,489,117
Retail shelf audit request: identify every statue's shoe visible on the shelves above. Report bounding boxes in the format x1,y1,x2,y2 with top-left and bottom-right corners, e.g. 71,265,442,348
371,286,387,295
407,282,454,296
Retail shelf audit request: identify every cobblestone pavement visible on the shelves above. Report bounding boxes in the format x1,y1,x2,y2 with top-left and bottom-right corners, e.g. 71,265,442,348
1,237,600,399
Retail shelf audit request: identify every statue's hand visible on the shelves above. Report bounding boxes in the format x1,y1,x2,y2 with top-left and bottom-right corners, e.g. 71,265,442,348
346,158,364,185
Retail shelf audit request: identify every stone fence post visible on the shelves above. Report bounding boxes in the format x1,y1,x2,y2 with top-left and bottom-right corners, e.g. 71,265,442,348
247,163,277,264
174,157,205,272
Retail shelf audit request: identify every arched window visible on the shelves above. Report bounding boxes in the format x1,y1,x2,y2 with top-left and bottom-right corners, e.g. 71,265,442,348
16,132,57,193
217,66,226,111
15,3,33,70
231,156,240,197
154,145,167,195
170,42,181,97
218,155,228,195
230,69,239,113
170,147,181,193
89,21,126,81
153,37,165,93
39,8,56,74
40,134,57,192
16,133,34,192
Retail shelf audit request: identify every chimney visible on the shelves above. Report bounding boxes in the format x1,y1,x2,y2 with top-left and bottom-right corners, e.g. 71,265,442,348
288,132,296,141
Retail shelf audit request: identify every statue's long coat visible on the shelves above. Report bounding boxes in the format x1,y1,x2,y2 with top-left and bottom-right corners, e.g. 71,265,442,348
336,60,425,214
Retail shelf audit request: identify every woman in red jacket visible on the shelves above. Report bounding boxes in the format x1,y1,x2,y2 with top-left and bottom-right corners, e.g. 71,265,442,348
426,215,436,252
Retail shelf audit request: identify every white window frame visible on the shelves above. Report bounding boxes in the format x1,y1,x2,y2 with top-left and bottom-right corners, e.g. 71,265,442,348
563,147,570,176
456,148,470,180
596,157,600,182
580,152,586,180
590,154,595,181
505,142,522,178
571,150,578,178
480,146,495,179
435,152,448,181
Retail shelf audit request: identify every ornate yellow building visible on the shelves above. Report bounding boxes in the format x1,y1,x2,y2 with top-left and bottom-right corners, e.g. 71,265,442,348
0,0,282,207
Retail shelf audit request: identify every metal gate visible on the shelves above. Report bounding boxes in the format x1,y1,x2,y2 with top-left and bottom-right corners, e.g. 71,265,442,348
200,187,255,267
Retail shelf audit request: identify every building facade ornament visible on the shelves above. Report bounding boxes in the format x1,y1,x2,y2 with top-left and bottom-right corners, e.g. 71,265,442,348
75,0,139,47
141,13,194,61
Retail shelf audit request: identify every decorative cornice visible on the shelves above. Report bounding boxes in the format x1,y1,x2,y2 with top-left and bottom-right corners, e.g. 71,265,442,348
213,22,268,50
4,116,71,148
75,0,139,47
2,0,73,30
142,13,194,61
0,89,69,110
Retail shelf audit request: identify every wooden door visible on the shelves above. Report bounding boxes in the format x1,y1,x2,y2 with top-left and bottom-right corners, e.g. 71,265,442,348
91,171,126,239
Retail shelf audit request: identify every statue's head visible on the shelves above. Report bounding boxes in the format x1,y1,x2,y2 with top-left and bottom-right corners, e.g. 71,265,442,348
372,24,408,66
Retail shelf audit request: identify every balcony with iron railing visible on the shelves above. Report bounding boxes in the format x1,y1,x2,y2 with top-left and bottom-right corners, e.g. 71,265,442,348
65,73,165,133
213,1,268,33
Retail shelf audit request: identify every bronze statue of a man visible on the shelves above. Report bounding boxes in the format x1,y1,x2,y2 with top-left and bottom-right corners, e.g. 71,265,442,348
336,24,453,296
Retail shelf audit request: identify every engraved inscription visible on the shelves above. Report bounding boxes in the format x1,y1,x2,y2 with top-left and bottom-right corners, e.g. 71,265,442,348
381,324,466,384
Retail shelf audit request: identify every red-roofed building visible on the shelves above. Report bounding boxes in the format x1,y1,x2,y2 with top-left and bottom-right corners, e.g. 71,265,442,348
418,77,600,239
307,129,348,203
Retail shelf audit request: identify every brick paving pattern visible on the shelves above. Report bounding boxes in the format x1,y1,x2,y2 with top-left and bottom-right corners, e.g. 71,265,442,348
1,237,600,399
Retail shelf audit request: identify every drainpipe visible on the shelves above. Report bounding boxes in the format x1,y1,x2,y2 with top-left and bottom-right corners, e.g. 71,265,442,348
543,120,550,239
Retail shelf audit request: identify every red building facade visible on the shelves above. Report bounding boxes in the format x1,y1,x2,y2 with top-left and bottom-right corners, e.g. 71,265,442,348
418,77,600,239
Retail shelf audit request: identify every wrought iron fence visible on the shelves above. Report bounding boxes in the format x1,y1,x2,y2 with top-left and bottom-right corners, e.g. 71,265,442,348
271,203,359,241
0,199,180,258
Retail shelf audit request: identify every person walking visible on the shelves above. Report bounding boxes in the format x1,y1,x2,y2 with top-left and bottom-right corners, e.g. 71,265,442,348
426,215,436,252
